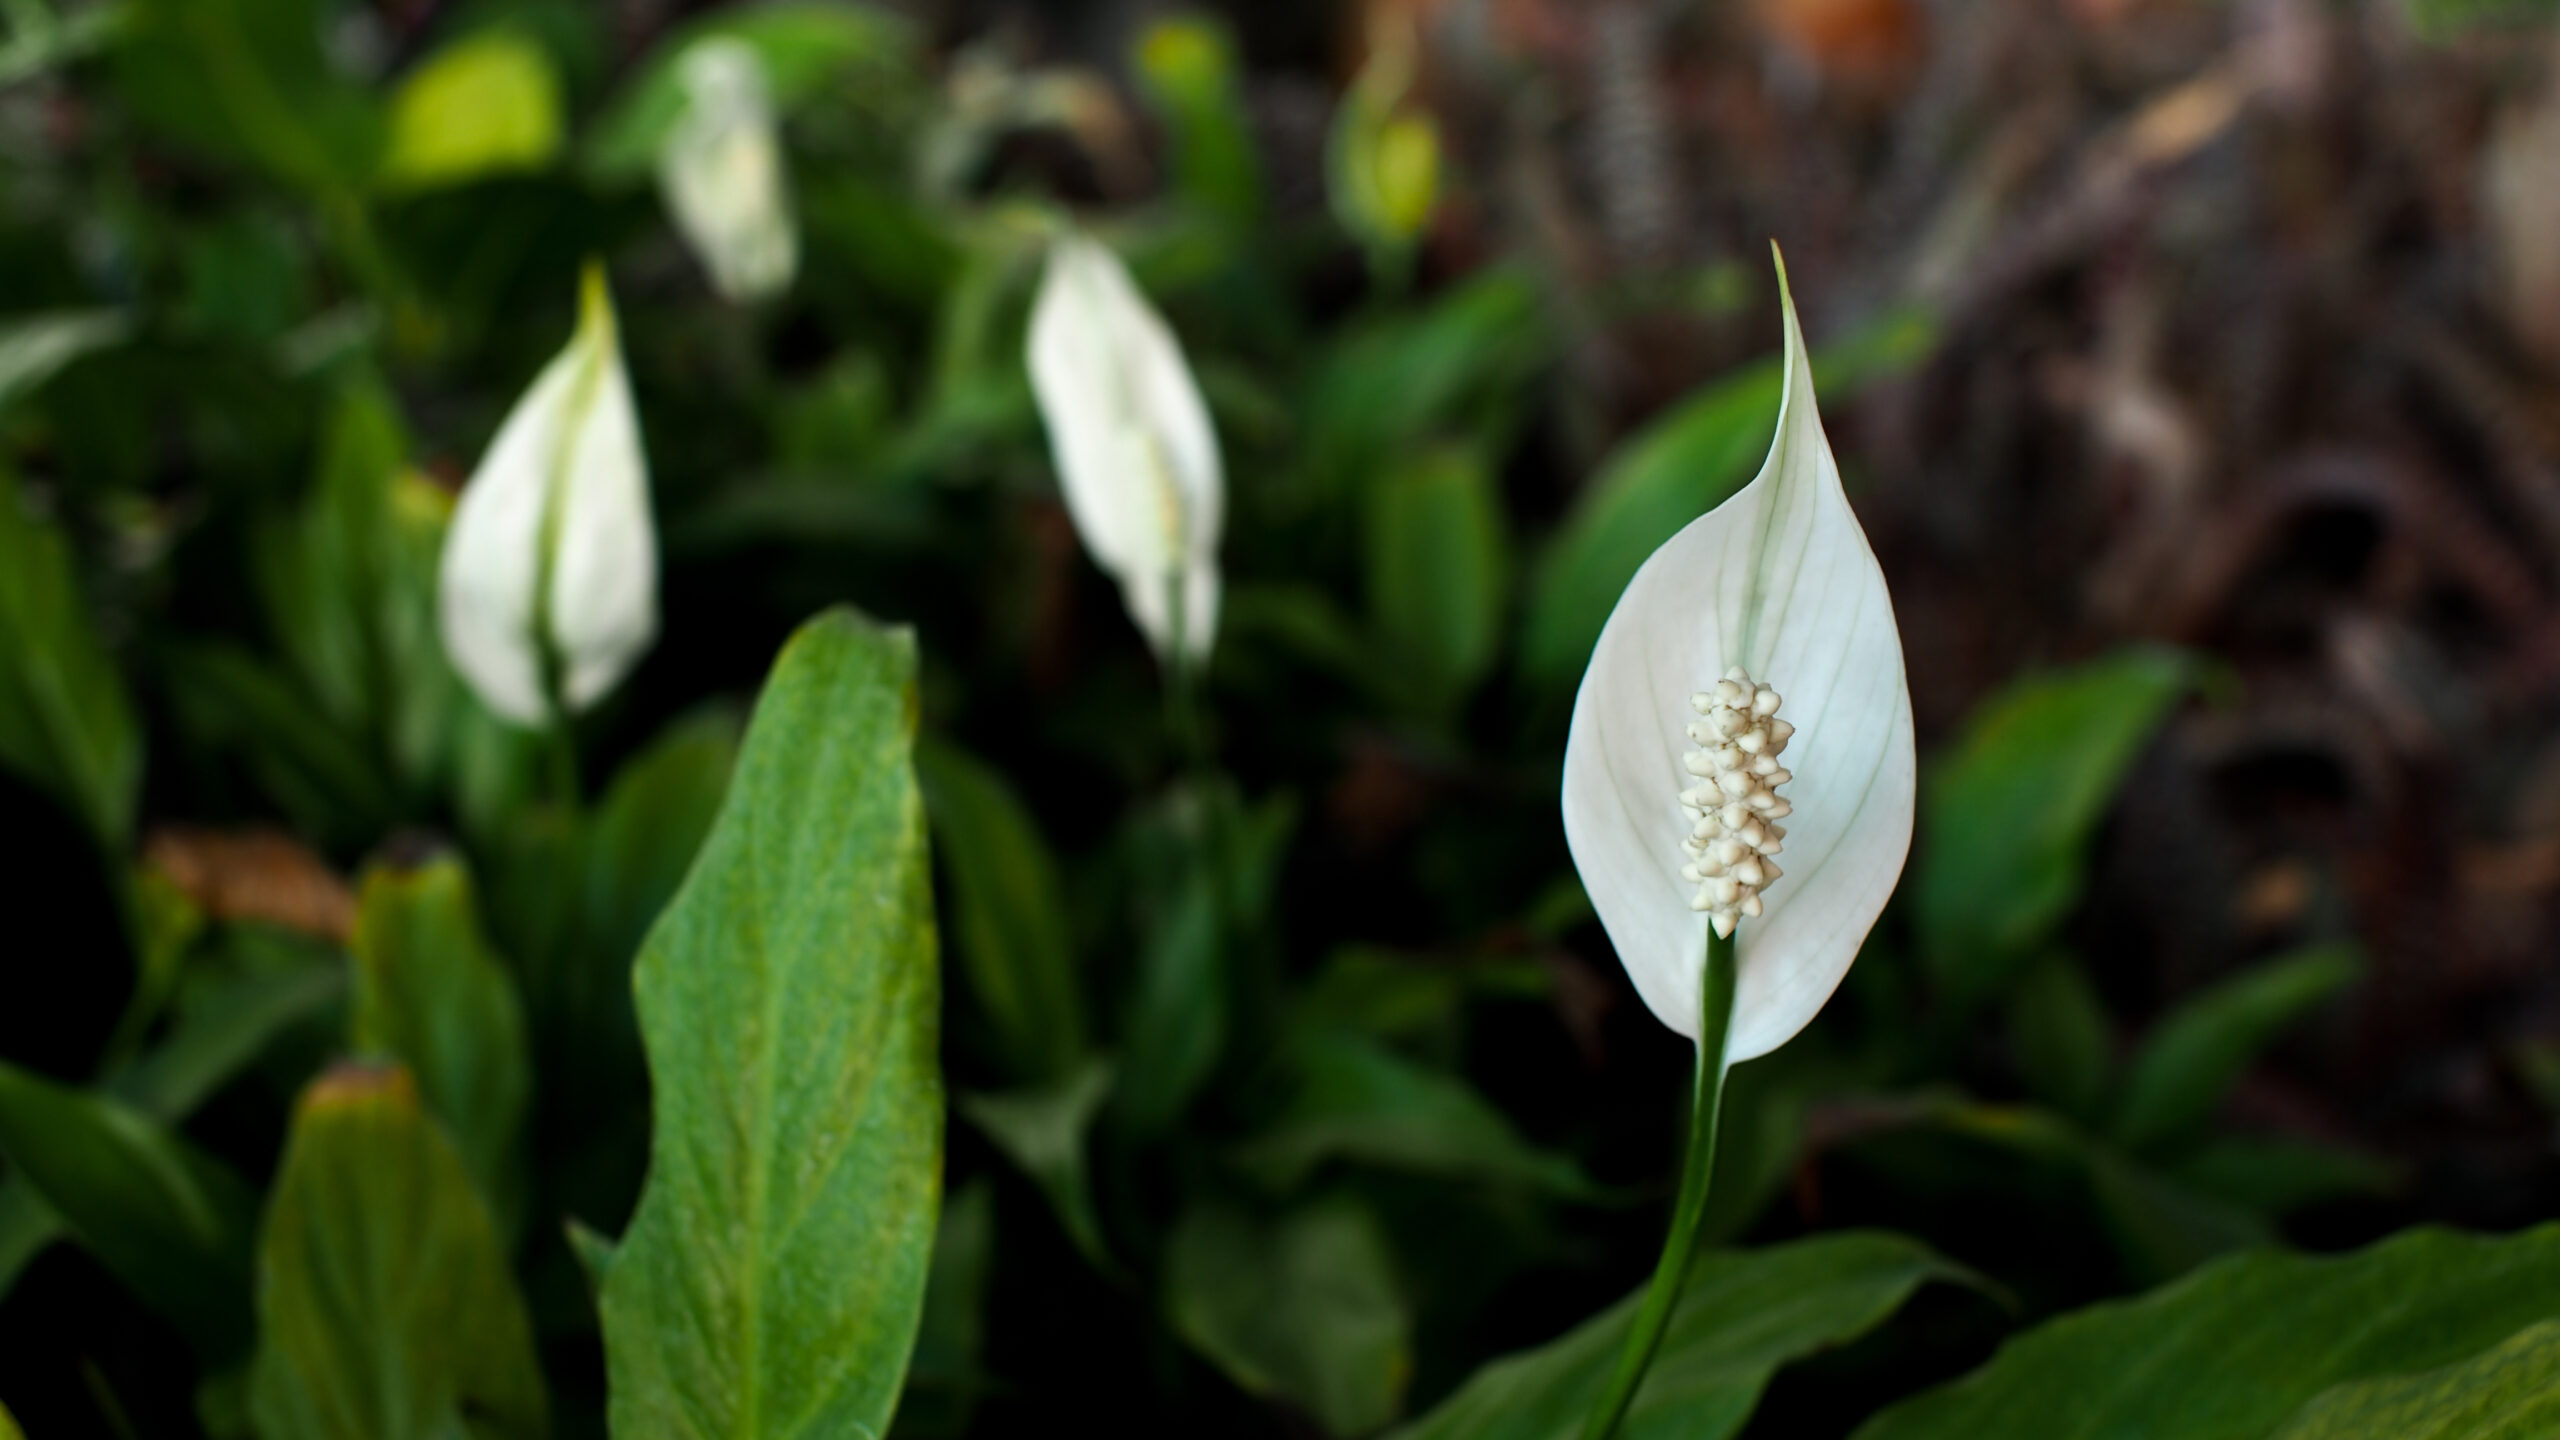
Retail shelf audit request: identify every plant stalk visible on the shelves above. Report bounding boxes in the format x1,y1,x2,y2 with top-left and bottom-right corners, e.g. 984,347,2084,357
1576,925,1739,1440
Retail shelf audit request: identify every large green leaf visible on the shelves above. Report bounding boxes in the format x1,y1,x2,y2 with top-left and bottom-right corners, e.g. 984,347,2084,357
1914,647,2191,1003
1234,1027,1594,1198
1394,1232,1969,1440
348,858,533,1231
249,1064,548,1440
2268,1319,2560,1439
1854,1224,2560,1440
0,1062,258,1360
2112,943,2361,1154
1519,306,1933,685
917,738,1087,1082
1166,1196,1414,1438
599,608,943,1440
584,0,914,181
0,469,139,847
1366,444,1510,716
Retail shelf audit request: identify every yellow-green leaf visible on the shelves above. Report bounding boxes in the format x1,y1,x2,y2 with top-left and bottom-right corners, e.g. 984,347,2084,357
380,31,564,192
348,857,533,1234
249,1063,548,1440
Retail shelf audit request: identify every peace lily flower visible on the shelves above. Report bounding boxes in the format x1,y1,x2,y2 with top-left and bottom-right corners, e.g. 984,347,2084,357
438,263,658,727
1026,231,1224,663
1561,251,1915,1440
1562,252,1915,1063
658,38,798,302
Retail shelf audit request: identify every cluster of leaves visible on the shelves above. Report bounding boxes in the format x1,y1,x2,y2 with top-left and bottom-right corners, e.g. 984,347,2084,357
0,1,2554,1437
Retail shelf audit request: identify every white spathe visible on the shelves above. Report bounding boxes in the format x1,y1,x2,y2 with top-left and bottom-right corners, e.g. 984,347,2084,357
438,264,658,726
1026,232,1224,661
659,38,797,301
1561,251,1916,1063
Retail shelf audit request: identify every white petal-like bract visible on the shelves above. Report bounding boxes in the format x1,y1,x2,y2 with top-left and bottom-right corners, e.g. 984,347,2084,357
439,264,658,726
1561,252,1915,1062
659,38,798,302
1026,232,1224,661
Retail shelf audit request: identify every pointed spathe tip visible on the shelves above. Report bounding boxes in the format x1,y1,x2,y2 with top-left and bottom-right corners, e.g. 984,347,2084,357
577,258,618,344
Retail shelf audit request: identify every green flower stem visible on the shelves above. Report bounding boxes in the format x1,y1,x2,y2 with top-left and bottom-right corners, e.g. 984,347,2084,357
1577,925,1739,1440
1162,573,1208,772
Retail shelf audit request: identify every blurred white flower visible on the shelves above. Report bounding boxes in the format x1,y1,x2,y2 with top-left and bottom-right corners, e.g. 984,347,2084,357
1561,251,1916,1062
438,263,657,726
1026,232,1223,662
658,38,797,301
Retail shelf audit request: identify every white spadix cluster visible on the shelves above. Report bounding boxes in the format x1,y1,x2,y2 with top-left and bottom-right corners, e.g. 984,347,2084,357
1679,666,1794,936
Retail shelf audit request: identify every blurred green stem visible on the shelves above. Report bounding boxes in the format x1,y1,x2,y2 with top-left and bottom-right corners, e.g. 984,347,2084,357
1578,926,1738,1440
1162,572,1208,771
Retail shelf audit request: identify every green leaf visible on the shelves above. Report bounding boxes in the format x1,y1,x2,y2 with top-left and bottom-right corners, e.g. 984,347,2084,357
4,940,344,1305
0,1395,20,1440
958,1061,1113,1270
1293,947,1551,1051
163,644,398,847
1367,444,1510,715
0,1183,58,1299
380,31,564,192
1132,16,1262,230
2168,1136,2397,1216
2268,1318,2560,1439
584,709,740,1006
1882,1096,2266,1282
348,858,534,1232
1394,1232,1970,1440
2112,943,2361,1155
0,309,130,412
584,0,913,182
1854,1224,2560,1440
0,1061,258,1361
566,1218,617,1297
1234,1027,1595,1198
2007,955,2112,1125
1915,647,2191,1003
115,0,384,191
1115,835,1225,1137
1519,306,1933,685
0,469,139,847
2402,0,2560,42
1166,1196,1414,1437
249,1064,548,1440
108,961,347,1121
254,383,473,806
1305,269,1544,479
917,737,1088,1082
897,1179,996,1439
599,608,943,1440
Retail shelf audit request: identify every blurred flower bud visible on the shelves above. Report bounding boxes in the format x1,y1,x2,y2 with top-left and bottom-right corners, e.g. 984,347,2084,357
658,38,797,301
